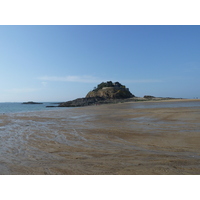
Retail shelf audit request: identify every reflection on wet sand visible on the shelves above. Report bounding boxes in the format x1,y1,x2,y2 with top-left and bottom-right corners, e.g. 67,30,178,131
0,99,200,174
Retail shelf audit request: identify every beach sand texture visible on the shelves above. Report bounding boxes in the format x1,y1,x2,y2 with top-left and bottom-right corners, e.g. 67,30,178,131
0,99,200,175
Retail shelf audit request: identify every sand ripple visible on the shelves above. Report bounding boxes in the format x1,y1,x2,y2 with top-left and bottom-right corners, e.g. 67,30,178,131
0,100,200,174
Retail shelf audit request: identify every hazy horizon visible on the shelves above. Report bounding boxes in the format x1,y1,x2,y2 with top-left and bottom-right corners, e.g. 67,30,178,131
1,25,200,102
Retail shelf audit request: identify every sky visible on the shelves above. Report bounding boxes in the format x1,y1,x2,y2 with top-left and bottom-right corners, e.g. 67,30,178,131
0,25,200,102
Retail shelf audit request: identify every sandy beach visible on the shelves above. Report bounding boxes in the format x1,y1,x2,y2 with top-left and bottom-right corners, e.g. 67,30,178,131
0,99,200,175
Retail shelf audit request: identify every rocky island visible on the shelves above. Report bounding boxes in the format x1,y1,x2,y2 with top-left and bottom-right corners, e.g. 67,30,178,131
51,81,178,108
22,101,43,104
58,81,135,107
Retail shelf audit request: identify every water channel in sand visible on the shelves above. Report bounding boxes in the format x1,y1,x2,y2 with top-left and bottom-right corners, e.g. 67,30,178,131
0,100,200,174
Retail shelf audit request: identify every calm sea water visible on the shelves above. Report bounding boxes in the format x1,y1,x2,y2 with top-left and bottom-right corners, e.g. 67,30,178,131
0,100,200,114
0,102,63,113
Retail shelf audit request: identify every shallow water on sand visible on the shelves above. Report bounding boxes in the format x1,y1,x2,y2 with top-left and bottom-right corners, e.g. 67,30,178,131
0,100,200,174
129,100,200,109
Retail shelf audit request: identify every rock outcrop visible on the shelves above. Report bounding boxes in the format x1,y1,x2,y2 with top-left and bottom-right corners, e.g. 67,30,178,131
86,87,133,99
58,81,134,107
58,97,105,107
22,101,43,104
143,95,155,99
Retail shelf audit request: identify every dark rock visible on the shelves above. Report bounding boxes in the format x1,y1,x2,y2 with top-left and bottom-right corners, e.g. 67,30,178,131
57,97,138,107
143,95,155,99
22,101,43,104
58,97,105,107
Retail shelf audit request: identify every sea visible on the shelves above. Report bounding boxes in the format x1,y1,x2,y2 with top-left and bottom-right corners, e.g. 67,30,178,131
0,102,64,114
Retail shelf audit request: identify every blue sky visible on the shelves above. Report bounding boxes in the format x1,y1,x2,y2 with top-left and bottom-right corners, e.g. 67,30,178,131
0,25,200,102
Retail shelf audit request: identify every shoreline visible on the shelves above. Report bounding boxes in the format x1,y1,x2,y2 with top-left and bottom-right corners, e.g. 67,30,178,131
1,98,200,115
1,98,200,119
133,98,200,102
57,97,200,108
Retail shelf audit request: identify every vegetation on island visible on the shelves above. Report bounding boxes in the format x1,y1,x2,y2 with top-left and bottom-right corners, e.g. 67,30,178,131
93,81,126,91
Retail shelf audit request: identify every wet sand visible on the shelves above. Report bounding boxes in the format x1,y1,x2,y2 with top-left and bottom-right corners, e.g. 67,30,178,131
0,99,200,175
